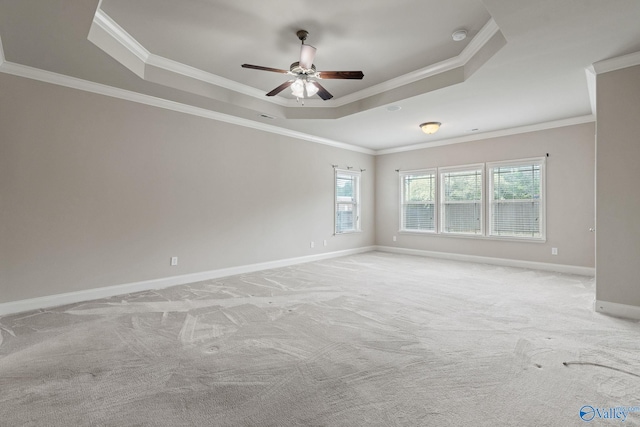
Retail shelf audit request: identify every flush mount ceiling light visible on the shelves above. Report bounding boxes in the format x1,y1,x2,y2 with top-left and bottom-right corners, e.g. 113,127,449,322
452,29,467,41
420,122,441,134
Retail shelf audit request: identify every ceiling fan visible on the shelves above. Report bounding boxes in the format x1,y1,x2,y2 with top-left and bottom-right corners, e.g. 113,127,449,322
241,30,364,102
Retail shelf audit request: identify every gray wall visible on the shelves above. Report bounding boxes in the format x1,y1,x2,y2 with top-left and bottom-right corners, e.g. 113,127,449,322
596,64,640,306
375,124,596,267
0,70,600,306
0,73,375,303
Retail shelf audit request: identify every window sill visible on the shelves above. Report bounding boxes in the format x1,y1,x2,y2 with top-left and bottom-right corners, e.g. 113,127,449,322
335,230,363,235
398,230,546,243
399,229,436,235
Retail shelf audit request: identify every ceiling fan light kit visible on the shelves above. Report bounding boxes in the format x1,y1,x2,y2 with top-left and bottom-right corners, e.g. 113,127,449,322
291,78,319,98
241,29,364,103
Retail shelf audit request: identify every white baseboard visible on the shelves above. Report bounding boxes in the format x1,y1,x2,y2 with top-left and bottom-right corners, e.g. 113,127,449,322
595,300,640,321
375,245,595,276
0,246,375,316
0,245,595,317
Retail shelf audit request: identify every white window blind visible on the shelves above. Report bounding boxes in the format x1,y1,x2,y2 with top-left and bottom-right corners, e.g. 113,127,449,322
335,169,361,234
440,166,483,235
400,170,436,232
488,159,545,239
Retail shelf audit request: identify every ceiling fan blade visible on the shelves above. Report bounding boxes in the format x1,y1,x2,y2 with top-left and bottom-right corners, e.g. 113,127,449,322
318,71,364,79
241,64,289,74
266,80,294,96
312,81,333,100
299,44,316,70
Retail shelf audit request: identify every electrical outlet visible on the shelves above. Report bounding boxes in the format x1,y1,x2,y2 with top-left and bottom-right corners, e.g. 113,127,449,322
393,235,397,242
170,256,178,266
310,241,315,249
551,248,558,255
323,240,327,247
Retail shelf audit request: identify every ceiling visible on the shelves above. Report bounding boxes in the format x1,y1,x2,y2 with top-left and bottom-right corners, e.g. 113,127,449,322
1,0,639,152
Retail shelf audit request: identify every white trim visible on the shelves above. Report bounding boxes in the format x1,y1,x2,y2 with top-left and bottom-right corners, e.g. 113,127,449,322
329,56,462,107
458,19,501,64
595,300,640,321
486,157,546,241
0,246,376,316
0,61,374,155
439,164,485,236
0,33,5,65
585,66,597,116
375,245,595,276
91,9,289,107
397,230,546,243
375,115,595,155
485,156,547,168
92,8,149,62
146,54,284,105
335,169,362,234
0,26,594,158
0,243,598,316
334,19,500,107
0,57,594,157
592,51,640,75
90,9,500,109
399,169,438,233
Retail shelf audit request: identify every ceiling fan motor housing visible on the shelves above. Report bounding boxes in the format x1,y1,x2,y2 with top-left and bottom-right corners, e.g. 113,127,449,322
240,28,363,100
290,61,316,75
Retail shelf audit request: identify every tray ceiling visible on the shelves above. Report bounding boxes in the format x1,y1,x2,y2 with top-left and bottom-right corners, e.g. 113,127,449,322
1,0,640,151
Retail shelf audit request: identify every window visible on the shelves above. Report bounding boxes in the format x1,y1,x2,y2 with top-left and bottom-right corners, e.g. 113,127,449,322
488,158,545,240
335,169,361,234
400,170,436,232
439,165,484,235
398,158,546,241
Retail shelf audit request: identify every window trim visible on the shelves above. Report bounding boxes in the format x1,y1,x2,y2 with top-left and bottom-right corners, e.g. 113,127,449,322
438,163,485,237
334,168,362,235
486,157,546,241
397,158,547,243
399,169,438,234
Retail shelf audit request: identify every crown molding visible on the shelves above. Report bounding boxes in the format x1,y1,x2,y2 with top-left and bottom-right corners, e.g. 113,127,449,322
146,54,289,106
335,19,500,107
90,9,500,109
92,9,290,107
0,33,5,65
0,59,374,155
0,32,593,159
458,19,500,64
592,50,640,75
0,54,594,158
277,20,499,109
92,8,149,62
375,115,595,155
584,66,597,116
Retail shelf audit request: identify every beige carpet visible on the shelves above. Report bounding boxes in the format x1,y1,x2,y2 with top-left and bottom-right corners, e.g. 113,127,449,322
1,252,640,426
